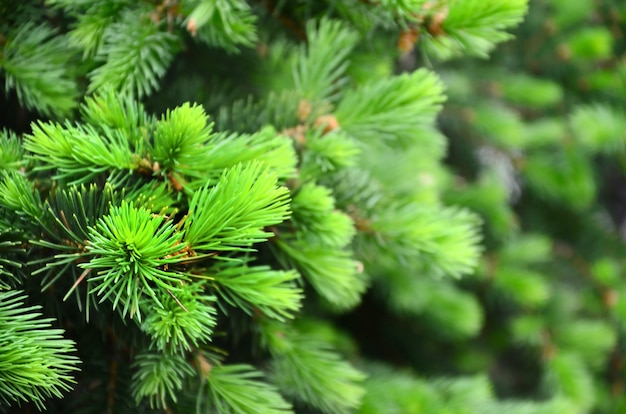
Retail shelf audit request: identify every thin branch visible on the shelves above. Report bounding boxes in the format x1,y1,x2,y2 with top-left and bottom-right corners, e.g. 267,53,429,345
63,267,92,301
166,288,189,313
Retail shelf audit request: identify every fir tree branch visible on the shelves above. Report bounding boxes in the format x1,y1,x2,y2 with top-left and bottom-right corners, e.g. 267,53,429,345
211,260,303,321
0,21,78,117
213,91,302,134
291,18,358,103
365,203,482,278
88,7,180,97
277,239,366,311
335,69,446,146
152,102,214,176
141,284,217,353
186,0,258,52
420,0,529,59
25,121,135,185
183,161,291,252
290,182,356,249
202,364,293,413
546,352,595,411
263,326,366,414
131,351,195,409
0,291,80,409
0,223,25,289
0,129,25,170
65,1,129,59
80,87,151,150
376,0,429,17
199,127,298,181
82,201,190,321
299,128,361,179
0,170,46,225
258,0,307,40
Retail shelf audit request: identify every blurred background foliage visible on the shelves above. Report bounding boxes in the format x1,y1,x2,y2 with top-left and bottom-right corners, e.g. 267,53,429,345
430,0,626,412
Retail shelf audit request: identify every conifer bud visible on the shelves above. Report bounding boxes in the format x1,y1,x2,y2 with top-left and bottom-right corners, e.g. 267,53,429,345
427,11,448,37
187,18,198,37
298,100,312,122
603,289,619,307
398,28,419,54
314,114,340,134
196,353,212,380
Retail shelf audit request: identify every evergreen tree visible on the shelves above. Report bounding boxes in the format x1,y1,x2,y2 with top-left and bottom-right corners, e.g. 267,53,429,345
4,0,622,413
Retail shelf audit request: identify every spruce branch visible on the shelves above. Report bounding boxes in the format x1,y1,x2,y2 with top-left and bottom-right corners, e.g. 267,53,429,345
257,0,308,40
378,0,429,15
291,18,358,103
553,320,617,371
523,146,595,211
65,2,129,59
202,364,293,414
82,201,190,320
201,127,297,181
186,0,258,52
80,87,151,149
131,351,195,409
0,129,25,171
360,366,447,413
88,7,180,97
570,104,626,154
152,102,214,176
0,2,547,412
25,121,134,185
492,267,550,308
290,182,356,249
120,180,178,214
141,283,218,353
277,240,366,311
323,168,385,217
183,161,291,252
42,183,117,247
28,182,167,302
264,327,366,414
153,113,298,182
0,224,25,289
299,128,361,179
0,170,45,226
0,21,78,117
421,0,529,59
214,91,302,133
335,69,446,145
211,260,303,321
0,291,80,410
546,352,595,411
418,283,483,338
366,203,482,277
360,364,577,413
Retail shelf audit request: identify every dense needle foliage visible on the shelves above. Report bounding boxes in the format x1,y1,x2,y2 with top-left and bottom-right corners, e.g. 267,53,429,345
2,1,626,413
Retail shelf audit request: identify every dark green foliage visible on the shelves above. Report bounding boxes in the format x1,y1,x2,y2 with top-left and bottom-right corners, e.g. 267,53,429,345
1,22,78,117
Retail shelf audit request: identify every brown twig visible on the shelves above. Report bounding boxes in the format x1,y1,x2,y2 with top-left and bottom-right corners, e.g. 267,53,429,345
106,359,118,414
